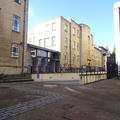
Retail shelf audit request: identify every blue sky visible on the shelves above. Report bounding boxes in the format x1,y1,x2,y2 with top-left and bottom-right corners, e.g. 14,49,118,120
28,0,120,52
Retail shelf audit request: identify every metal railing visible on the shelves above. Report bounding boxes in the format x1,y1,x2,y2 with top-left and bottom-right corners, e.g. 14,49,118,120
27,65,105,74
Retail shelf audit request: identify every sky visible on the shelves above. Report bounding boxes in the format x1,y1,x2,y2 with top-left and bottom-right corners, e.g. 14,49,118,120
28,0,120,52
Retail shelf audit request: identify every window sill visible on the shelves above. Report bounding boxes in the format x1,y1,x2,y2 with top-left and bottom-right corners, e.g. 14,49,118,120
11,56,19,59
12,30,20,34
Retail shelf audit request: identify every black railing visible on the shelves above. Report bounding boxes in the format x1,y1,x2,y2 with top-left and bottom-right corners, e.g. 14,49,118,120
28,65,105,74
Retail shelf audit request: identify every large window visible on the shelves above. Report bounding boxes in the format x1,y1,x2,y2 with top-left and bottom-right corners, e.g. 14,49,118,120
44,38,50,47
77,56,80,64
64,37,68,47
73,41,75,49
14,0,21,3
39,39,42,46
64,53,68,64
12,16,20,32
11,44,19,58
45,24,49,32
73,27,75,35
77,42,79,51
77,30,79,37
52,23,56,31
64,24,68,32
52,36,56,46
73,55,75,64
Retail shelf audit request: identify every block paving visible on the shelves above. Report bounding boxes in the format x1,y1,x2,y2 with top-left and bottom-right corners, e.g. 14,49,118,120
0,84,65,120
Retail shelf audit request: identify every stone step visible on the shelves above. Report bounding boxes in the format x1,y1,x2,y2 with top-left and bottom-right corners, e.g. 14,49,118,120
3,77,33,82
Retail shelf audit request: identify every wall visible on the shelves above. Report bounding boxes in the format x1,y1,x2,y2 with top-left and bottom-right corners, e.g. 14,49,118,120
0,0,28,74
32,72,107,85
114,2,120,75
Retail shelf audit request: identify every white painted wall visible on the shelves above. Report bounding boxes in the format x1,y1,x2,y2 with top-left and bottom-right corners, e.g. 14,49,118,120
28,16,62,52
114,2,120,74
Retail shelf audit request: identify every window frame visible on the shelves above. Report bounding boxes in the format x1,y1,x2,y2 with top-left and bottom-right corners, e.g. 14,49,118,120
14,0,21,4
12,15,20,32
73,55,76,64
64,24,68,32
11,44,19,58
64,53,68,64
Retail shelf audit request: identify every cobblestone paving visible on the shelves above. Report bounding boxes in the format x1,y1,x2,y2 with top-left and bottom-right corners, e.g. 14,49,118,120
0,84,65,120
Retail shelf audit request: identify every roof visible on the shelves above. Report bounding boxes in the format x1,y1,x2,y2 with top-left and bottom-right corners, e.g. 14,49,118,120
27,44,60,53
99,46,108,51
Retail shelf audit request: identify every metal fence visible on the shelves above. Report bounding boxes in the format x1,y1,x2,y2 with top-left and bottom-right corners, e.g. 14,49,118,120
28,65,105,74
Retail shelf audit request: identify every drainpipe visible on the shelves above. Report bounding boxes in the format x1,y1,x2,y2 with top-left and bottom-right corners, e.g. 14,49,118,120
69,22,72,70
80,25,82,67
22,0,27,73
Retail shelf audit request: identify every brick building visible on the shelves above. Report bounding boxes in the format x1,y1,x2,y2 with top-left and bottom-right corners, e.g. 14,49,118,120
28,16,98,68
0,0,28,74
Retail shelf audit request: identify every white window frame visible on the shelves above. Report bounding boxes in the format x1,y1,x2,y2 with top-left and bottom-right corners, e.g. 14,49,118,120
12,15,20,32
11,44,19,58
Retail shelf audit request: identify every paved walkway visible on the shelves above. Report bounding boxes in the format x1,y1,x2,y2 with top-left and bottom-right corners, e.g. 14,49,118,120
0,84,65,120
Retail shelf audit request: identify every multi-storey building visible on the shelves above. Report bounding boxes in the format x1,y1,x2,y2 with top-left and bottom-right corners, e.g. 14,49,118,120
94,45,102,67
79,24,94,66
114,2,120,76
28,16,100,68
0,0,28,74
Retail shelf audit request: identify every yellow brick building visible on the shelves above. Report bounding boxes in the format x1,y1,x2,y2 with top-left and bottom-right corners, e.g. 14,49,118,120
0,0,28,74
28,16,102,69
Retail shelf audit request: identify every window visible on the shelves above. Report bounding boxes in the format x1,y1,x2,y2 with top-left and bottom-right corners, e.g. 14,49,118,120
64,24,68,32
77,56,80,64
73,55,75,64
14,0,20,3
44,38,50,47
73,41,75,49
73,27,75,35
11,44,19,58
12,16,20,32
64,37,68,47
77,30,79,37
64,53,68,64
52,23,56,31
52,36,56,46
77,43,79,51
39,39,42,46
45,24,49,32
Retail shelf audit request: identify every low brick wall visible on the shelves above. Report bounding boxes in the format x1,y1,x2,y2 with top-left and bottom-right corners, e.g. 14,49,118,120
32,72,107,85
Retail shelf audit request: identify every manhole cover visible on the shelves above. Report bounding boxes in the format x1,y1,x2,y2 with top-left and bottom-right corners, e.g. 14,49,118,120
61,104,74,110
64,110,114,120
